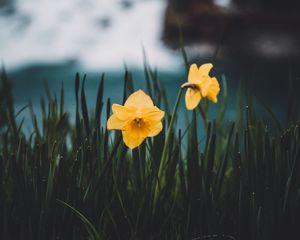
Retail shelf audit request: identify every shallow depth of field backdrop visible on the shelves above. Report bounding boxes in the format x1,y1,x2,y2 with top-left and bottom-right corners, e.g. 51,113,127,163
1,0,300,120
0,0,300,240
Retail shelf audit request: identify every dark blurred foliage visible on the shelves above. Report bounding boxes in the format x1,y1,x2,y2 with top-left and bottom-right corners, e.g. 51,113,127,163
163,0,300,57
0,69,13,129
169,0,300,14
233,0,300,13
169,0,212,10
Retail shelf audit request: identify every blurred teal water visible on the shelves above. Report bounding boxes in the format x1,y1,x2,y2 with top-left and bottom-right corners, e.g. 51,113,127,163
8,62,236,134
8,60,298,136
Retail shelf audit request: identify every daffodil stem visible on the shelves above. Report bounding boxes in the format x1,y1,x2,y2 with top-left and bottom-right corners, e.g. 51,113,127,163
198,104,208,130
153,88,183,213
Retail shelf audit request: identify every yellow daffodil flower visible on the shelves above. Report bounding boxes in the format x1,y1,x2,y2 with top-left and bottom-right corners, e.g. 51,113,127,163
182,63,220,110
107,90,165,149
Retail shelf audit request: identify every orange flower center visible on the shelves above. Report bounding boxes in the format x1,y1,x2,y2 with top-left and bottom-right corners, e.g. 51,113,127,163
134,117,143,127
128,117,151,138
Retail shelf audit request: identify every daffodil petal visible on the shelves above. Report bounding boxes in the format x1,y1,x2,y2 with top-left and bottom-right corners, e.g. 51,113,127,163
142,107,165,122
206,77,220,103
198,63,213,76
124,89,154,108
188,64,201,84
112,104,134,121
185,88,201,110
107,114,126,130
198,76,210,97
122,130,146,149
148,121,163,137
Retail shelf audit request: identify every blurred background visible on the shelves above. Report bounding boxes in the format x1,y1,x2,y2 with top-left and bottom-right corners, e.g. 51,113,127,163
0,0,299,130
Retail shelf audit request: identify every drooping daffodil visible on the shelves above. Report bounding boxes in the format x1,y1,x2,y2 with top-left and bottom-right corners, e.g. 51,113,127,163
182,63,220,110
107,90,165,149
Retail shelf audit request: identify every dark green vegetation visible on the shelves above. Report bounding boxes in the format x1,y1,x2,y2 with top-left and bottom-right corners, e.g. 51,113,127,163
0,63,299,240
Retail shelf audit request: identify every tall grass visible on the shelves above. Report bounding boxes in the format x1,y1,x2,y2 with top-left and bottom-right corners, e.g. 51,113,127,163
0,63,299,240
